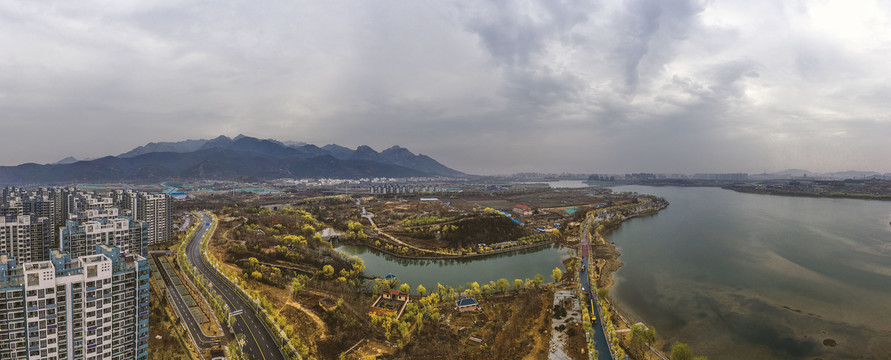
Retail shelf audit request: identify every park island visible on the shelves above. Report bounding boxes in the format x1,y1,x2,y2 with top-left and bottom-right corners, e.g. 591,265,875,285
147,182,688,360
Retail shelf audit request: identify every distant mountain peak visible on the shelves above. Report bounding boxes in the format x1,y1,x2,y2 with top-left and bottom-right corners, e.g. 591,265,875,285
53,156,79,165
381,146,416,160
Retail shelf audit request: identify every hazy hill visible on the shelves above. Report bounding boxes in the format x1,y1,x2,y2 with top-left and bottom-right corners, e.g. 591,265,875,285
1,135,464,184
118,138,209,158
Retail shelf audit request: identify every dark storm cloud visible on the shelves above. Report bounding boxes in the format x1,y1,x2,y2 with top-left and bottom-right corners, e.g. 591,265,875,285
0,0,889,174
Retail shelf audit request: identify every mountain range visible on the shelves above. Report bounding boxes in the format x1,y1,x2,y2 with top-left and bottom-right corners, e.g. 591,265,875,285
0,136,464,184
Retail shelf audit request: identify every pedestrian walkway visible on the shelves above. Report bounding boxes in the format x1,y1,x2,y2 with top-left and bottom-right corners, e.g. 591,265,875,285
548,289,581,360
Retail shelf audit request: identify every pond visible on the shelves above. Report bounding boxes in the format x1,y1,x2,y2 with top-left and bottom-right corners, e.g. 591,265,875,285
336,243,572,292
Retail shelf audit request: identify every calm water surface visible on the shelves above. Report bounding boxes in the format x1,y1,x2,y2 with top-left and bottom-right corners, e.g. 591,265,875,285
609,186,891,359
514,180,591,188
337,243,570,291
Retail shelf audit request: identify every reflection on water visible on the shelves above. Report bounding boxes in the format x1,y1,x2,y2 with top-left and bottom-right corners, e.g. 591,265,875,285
609,186,891,359
337,243,570,290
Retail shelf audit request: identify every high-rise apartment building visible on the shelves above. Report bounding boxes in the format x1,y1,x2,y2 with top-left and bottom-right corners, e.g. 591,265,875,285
60,216,148,259
135,193,172,245
0,244,148,359
0,215,54,263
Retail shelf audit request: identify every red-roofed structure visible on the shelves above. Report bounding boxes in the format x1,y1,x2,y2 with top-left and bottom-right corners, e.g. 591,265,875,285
513,204,533,216
370,290,410,318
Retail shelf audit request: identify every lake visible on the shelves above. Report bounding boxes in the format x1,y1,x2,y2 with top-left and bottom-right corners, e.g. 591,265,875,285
608,186,891,359
515,180,592,188
336,243,571,291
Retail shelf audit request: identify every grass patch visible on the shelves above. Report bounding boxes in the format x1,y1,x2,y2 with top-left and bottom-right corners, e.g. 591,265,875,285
189,307,209,324
182,295,197,308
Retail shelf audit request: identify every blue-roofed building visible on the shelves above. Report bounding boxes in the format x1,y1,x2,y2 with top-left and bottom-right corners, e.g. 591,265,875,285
457,297,480,312
170,192,192,200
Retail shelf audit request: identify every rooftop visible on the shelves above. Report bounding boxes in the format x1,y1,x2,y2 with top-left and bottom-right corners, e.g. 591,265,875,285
80,254,107,264
457,298,478,306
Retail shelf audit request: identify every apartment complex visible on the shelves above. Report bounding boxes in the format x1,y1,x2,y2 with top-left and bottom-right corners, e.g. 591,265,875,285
59,215,148,259
1,187,172,263
0,244,148,359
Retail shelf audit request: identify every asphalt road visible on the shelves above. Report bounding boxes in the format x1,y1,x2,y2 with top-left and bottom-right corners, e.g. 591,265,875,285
152,253,222,349
579,215,613,360
186,212,288,360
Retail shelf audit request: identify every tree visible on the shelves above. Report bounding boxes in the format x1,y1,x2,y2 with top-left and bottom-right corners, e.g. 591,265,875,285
532,274,545,288
373,278,391,294
670,343,694,360
496,278,510,294
469,282,481,298
321,265,335,279
629,323,656,359
552,267,563,284
398,321,411,342
251,271,263,281
291,275,307,297
514,278,524,291
400,283,411,294
416,284,426,297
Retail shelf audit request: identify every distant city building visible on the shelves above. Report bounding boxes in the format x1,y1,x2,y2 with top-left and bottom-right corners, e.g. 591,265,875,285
692,173,748,181
0,244,148,360
370,185,441,194
625,173,658,181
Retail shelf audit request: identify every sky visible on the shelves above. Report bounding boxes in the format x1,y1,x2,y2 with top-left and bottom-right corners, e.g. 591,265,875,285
2,0,891,175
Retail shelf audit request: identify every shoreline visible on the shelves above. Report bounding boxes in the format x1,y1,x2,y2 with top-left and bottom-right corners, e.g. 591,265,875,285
722,185,891,201
587,202,671,358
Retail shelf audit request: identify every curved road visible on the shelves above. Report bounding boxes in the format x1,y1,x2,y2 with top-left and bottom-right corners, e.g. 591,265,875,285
186,212,288,360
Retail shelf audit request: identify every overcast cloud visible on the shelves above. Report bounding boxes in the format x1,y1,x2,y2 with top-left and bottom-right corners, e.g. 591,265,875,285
2,0,890,175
